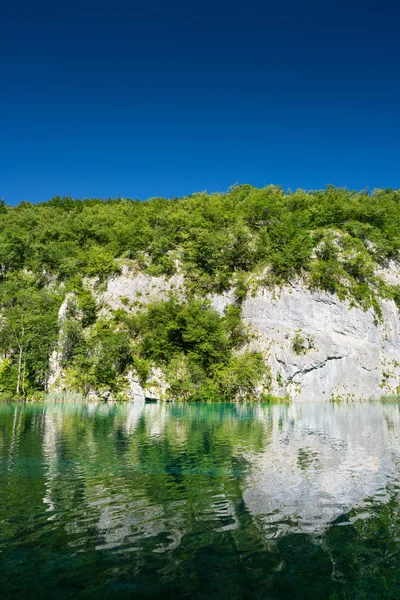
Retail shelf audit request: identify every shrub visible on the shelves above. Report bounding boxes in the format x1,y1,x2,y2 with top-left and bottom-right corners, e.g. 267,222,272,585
292,330,315,355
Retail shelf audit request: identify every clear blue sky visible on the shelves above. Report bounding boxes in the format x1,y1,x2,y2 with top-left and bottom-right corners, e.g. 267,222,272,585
1,0,399,204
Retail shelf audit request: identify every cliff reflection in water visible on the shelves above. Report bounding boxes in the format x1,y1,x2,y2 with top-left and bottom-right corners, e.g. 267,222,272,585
1,400,400,599
244,402,400,534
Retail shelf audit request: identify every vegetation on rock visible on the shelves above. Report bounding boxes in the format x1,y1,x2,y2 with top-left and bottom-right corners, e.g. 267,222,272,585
0,185,399,399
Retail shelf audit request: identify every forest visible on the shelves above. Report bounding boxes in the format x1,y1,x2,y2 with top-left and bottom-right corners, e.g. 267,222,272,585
0,184,399,400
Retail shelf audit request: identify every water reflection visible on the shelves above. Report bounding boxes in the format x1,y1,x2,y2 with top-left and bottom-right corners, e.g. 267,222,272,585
0,401,400,599
244,402,400,535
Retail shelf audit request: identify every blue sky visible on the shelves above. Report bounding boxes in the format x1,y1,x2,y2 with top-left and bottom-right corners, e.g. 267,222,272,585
1,0,399,204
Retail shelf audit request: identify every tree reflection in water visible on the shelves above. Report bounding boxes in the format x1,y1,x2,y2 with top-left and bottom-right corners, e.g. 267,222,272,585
1,400,400,599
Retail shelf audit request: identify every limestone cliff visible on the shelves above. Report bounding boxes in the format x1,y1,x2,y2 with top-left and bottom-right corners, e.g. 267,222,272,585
49,263,400,402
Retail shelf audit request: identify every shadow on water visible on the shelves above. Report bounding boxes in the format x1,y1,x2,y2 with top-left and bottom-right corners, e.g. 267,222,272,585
1,401,400,599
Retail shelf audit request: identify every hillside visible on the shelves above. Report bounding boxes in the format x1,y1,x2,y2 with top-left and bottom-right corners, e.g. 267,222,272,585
1,185,400,401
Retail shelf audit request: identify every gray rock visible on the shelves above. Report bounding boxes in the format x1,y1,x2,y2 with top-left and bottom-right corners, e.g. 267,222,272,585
242,283,400,400
49,268,400,402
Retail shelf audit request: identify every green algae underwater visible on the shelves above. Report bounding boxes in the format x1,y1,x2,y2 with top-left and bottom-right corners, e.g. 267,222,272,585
1,400,400,600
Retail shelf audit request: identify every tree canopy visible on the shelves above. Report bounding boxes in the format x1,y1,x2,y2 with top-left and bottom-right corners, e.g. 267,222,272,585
0,185,399,399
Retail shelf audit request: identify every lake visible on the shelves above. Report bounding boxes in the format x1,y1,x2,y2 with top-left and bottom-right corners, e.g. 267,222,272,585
1,401,400,599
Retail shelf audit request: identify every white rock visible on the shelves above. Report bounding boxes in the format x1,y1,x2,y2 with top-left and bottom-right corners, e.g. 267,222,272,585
49,267,400,402
242,282,400,400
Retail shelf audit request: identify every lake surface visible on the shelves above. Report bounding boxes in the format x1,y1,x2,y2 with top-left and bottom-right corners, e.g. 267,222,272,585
1,401,400,599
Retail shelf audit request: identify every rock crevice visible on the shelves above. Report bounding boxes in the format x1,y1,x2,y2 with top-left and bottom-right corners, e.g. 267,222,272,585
287,353,348,384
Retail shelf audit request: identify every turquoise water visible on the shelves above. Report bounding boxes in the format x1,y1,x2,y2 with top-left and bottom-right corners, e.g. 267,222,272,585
1,401,400,599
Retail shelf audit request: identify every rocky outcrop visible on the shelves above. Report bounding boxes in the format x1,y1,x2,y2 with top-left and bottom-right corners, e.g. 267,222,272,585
100,265,185,312
48,293,73,390
49,265,400,402
242,283,400,401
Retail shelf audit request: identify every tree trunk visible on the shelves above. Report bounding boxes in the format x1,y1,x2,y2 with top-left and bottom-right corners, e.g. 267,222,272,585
15,327,24,397
16,346,22,396
22,353,26,395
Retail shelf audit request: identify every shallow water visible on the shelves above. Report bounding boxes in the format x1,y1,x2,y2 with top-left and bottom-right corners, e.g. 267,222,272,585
1,401,400,599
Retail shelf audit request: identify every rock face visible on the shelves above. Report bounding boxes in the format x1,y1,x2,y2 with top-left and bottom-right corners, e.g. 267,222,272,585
49,267,400,402
100,265,185,312
48,293,73,391
242,283,400,401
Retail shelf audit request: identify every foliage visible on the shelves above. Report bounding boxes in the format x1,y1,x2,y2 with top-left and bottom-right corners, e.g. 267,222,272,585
0,272,60,397
119,297,268,401
0,185,400,398
292,330,315,355
61,318,132,395
0,185,399,298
